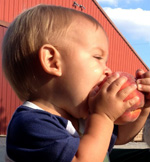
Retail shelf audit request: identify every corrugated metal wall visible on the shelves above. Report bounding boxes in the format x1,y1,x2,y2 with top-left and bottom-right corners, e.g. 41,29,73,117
0,0,149,135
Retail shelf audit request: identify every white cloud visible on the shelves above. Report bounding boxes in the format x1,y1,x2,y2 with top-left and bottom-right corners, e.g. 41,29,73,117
103,7,150,42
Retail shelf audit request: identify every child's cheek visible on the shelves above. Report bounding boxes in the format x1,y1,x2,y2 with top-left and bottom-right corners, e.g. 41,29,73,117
94,68,101,74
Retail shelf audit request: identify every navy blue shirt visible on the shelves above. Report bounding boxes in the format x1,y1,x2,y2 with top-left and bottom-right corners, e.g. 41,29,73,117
7,102,117,162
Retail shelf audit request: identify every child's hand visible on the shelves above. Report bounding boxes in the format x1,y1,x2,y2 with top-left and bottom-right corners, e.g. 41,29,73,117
88,73,139,122
136,69,150,108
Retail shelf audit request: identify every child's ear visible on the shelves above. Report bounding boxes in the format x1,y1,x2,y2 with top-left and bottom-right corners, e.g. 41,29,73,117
39,44,62,76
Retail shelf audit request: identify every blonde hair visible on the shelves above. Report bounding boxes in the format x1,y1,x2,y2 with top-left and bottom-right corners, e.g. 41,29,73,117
2,4,102,101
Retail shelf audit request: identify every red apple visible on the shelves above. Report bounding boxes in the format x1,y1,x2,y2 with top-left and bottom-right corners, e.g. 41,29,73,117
100,71,145,125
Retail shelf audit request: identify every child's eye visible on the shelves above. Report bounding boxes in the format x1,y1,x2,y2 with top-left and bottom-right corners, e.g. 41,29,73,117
94,56,102,60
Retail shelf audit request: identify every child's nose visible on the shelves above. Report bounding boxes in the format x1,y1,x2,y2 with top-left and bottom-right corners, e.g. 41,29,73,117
103,66,112,76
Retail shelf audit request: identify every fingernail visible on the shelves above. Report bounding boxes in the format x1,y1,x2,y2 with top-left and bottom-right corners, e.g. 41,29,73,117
114,72,120,78
138,84,142,90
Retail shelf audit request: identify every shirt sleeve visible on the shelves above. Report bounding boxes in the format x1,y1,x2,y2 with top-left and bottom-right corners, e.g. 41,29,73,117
108,124,118,153
7,107,80,162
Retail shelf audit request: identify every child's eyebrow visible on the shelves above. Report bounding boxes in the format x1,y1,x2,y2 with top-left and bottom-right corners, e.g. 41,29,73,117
92,47,108,57
91,47,103,53
92,45,108,51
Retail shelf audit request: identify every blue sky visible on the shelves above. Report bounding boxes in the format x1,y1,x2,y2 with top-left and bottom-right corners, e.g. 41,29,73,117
98,0,150,69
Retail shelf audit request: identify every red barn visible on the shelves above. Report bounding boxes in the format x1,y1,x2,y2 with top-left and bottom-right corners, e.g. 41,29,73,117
0,0,149,135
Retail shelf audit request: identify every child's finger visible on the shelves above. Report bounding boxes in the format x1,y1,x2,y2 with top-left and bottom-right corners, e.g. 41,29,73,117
137,78,150,85
138,85,150,92
100,72,120,91
136,70,150,79
136,69,145,79
89,86,100,97
89,73,121,98
107,76,128,93
143,70,150,78
124,96,140,109
137,79,150,92
117,84,137,100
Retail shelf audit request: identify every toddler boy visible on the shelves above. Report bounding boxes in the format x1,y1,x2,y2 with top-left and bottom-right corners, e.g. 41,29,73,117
2,4,150,162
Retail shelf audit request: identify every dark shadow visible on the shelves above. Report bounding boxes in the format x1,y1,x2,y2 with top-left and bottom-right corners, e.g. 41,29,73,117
110,148,150,162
